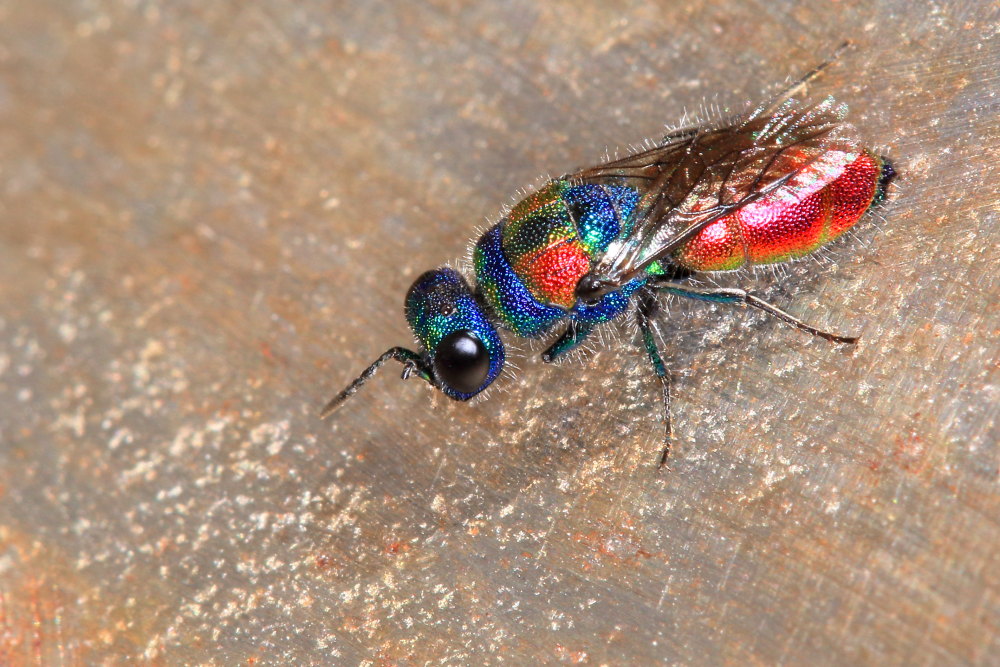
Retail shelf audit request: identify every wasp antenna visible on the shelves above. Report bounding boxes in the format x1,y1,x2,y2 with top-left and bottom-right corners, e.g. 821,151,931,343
832,40,854,60
751,41,856,122
796,40,853,88
319,347,428,419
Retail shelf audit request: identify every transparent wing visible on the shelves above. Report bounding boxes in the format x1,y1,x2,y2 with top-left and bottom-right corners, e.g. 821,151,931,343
567,95,862,290
565,125,700,189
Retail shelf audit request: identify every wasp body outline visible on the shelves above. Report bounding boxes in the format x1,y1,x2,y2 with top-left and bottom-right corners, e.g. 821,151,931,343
321,51,896,467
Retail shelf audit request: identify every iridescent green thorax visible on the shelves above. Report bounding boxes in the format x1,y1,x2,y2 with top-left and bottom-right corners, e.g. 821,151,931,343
499,180,639,309
474,181,640,337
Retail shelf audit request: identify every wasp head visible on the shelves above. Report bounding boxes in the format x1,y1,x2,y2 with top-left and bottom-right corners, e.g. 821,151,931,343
318,267,505,419
405,267,504,400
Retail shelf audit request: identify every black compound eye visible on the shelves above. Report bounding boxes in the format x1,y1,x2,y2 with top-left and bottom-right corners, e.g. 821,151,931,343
433,330,490,395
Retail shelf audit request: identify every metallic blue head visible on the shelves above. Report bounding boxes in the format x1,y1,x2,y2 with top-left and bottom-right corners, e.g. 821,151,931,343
405,267,505,400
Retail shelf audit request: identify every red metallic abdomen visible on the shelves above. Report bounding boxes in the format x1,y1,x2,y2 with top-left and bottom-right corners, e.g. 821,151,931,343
674,151,886,272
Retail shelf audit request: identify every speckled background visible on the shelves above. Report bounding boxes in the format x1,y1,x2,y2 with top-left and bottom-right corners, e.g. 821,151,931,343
0,1,997,664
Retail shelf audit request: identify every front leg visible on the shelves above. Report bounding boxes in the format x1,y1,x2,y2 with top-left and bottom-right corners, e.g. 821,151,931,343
541,321,596,363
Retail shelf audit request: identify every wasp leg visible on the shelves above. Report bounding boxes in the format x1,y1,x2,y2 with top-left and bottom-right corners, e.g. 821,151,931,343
541,321,596,363
652,280,858,344
636,291,673,469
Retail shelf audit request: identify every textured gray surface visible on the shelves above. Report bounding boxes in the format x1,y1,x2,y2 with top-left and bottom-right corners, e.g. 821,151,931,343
0,0,997,664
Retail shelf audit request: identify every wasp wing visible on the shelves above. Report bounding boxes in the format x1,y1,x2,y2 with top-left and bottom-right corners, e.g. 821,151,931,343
565,126,700,191
567,96,862,288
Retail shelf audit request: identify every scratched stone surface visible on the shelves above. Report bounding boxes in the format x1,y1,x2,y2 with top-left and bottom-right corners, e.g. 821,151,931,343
0,0,997,664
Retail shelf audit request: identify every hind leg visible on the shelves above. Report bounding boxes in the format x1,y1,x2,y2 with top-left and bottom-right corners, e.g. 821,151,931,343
651,279,859,344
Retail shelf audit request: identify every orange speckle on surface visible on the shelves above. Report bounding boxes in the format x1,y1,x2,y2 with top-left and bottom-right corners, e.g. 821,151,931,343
892,432,930,475
315,554,336,570
554,644,589,664
384,541,410,556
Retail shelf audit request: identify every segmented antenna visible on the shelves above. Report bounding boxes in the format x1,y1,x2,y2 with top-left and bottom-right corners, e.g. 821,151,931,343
760,40,854,117
319,347,429,418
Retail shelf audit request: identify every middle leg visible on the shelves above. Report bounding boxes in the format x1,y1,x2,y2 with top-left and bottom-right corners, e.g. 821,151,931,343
635,290,674,469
